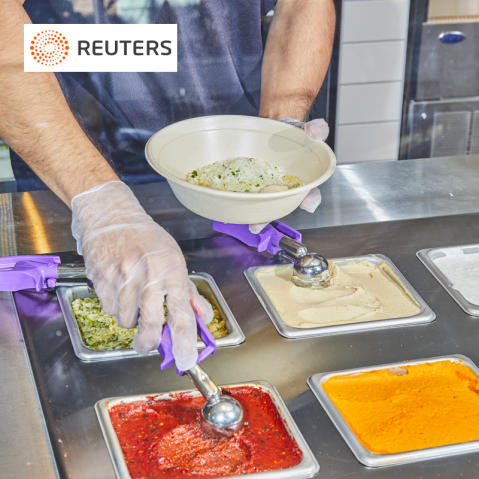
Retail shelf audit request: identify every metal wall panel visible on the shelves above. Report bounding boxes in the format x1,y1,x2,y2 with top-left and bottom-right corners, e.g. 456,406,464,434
416,23,479,100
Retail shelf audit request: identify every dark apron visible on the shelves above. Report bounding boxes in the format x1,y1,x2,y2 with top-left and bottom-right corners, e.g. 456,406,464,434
14,0,276,191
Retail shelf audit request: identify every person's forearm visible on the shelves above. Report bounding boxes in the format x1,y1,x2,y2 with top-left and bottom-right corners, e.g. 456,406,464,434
260,0,335,121
0,1,118,205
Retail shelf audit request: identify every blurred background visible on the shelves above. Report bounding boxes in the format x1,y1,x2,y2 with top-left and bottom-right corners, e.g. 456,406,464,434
2,0,478,192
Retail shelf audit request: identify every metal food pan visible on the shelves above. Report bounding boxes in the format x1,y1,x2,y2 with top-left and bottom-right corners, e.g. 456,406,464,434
57,272,245,362
307,354,479,467
244,254,435,339
95,380,319,479
417,244,479,316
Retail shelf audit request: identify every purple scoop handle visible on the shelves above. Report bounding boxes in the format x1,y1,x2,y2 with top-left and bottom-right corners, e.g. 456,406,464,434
158,313,216,375
211,220,302,255
0,255,61,291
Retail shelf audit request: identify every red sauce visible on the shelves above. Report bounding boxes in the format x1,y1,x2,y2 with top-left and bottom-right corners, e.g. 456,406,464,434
109,386,302,478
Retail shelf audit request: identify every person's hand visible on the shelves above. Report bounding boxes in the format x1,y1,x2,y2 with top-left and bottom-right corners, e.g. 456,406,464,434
282,117,329,212
249,118,328,233
281,117,328,211
279,117,329,143
71,181,213,370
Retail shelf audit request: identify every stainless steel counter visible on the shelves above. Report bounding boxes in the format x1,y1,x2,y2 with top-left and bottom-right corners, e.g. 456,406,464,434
0,293,58,479
2,155,479,256
1,156,479,479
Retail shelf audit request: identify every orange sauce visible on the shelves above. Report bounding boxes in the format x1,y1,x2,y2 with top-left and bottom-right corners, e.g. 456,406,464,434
323,360,479,454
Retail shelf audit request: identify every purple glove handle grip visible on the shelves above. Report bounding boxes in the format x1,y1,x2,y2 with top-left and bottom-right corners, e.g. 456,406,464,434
211,220,302,255
0,255,61,292
158,313,216,375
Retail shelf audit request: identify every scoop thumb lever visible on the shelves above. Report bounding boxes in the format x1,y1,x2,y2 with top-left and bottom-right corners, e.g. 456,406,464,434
157,312,216,375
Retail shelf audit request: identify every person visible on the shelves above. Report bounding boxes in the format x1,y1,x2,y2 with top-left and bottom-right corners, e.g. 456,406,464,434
0,0,335,371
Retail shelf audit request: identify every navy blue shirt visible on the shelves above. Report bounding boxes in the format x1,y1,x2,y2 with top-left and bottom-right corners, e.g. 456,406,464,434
14,0,276,190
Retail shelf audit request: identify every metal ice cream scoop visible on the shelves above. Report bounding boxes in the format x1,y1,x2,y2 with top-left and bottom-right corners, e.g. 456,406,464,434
158,314,244,437
277,235,331,288
187,364,244,437
212,221,331,288
292,252,331,288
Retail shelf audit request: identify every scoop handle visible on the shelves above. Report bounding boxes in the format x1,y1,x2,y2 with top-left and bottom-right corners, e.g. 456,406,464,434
158,313,216,375
187,364,221,402
212,221,302,255
0,255,61,291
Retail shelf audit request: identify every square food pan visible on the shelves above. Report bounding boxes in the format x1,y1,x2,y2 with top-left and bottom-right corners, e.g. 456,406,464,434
308,354,479,467
417,244,479,316
244,254,435,339
95,380,319,479
57,272,245,362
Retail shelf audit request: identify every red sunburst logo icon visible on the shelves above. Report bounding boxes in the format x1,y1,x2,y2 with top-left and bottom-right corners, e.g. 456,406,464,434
30,30,69,66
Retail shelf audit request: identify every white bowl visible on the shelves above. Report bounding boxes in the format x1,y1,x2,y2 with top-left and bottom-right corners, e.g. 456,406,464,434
145,115,336,224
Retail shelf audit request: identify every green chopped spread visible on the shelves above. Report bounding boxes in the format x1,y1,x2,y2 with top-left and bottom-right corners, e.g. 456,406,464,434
71,295,228,351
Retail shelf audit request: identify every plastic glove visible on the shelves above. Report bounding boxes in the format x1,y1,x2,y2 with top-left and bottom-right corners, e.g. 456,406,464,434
71,181,213,371
282,117,328,211
279,117,329,142
248,119,328,234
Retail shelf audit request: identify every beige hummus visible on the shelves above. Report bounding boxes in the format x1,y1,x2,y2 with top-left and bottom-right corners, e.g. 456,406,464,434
254,259,421,328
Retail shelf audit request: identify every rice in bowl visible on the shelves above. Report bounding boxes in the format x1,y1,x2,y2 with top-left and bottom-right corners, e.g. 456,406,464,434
186,157,302,193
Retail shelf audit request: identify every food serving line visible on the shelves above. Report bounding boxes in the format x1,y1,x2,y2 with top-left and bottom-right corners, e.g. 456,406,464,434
1,155,479,478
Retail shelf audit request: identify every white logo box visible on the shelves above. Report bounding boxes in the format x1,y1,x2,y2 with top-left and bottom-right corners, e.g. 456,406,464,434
24,24,177,72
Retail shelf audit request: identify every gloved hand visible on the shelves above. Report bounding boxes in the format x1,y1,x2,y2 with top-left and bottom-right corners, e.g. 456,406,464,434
249,118,328,234
71,181,213,371
282,117,328,212
280,117,329,143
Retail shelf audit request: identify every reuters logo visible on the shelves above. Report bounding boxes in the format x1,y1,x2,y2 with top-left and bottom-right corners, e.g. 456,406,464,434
30,30,69,66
